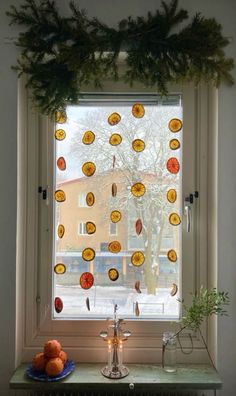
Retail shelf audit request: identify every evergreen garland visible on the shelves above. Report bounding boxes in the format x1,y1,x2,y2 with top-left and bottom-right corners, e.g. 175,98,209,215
7,0,234,115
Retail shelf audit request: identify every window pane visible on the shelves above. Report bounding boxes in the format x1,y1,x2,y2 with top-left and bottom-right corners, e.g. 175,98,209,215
53,94,182,319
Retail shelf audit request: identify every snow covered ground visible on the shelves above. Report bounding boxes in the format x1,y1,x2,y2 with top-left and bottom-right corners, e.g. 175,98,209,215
54,285,179,319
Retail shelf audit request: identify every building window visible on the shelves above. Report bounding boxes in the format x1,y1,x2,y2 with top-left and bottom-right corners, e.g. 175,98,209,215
78,222,87,235
78,193,88,207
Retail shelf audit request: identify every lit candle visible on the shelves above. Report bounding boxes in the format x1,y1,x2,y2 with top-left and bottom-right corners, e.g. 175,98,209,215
107,339,112,370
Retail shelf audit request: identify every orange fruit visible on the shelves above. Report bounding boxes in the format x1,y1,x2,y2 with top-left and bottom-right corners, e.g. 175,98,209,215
166,157,180,174
80,272,94,289
169,138,180,150
108,112,121,126
169,213,181,226
32,352,47,371
86,222,96,234
167,249,177,262
54,263,66,274
108,268,119,281
167,189,177,203
132,103,145,118
86,192,95,206
44,340,62,358
59,350,68,365
45,358,64,377
57,156,66,170
168,118,182,133
54,189,66,202
57,224,65,238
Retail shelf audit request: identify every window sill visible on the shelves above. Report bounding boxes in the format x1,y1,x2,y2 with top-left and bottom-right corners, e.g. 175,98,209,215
10,363,222,392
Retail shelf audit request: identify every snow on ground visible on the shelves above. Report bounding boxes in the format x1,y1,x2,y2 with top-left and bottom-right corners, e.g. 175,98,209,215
54,285,179,319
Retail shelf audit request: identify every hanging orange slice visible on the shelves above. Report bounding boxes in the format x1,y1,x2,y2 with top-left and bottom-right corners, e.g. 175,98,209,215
80,272,94,290
55,190,66,202
131,182,146,197
82,162,96,177
55,129,66,141
167,249,177,262
57,224,65,238
110,210,121,223
166,157,180,174
55,110,67,124
112,183,117,197
131,251,145,267
57,156,66,170
82,130,95,145
167,189,177,203
135,219,142,235
168,118,182,132
86,192,95,206
82,247,95,261
54,297,63,313
132,139,145,152
108,268,119,281
169,213,181,226
132,103,145,118
86,222,96,234
54,263,66,274
109,133,122,146
170,283,178,296
108,112,121,126
169,139,180,150
108,241,121,254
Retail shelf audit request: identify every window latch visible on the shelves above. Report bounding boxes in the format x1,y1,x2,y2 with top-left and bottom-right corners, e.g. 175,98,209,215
184,191,199,233
38,186,49,204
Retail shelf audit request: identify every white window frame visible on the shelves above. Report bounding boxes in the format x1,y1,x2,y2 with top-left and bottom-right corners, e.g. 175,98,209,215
78,193,88,208
78,222,87,236
18,78,214,364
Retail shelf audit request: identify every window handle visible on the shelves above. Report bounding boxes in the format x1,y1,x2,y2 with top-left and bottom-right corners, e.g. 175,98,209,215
184,202,191,232
184,191,199,233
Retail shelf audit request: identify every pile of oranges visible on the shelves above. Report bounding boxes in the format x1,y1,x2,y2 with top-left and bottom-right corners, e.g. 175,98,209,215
32,339,67,377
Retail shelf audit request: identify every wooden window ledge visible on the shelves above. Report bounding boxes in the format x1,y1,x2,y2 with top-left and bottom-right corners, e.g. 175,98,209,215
10,363,222,392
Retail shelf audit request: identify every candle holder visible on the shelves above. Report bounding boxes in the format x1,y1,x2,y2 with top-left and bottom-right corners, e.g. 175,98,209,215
100,304,131,379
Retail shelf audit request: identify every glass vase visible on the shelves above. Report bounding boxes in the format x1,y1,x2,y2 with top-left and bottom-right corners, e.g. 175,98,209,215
162,331,177,373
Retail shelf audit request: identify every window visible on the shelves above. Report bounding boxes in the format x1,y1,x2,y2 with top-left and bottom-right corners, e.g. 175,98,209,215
20,82,211,363
78,193,88,207
78,222,87,235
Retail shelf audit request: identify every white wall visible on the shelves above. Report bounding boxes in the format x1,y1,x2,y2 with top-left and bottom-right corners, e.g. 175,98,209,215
0,0,235,395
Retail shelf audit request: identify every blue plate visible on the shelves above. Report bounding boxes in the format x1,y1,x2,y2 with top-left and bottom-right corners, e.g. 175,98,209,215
26,360,75,381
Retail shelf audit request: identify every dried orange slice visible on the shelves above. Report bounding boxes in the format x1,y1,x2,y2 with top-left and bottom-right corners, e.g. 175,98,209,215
166,157,180,174
135,219,142,235
108,112,121,126
82,162,96,177
80,272,94,290
168,118,182,133
55,189,66,202
55,110,67,124
110,210,121,223
108,241,121,254
169,138,180,150
109,133,122,146
131,251,145,267
57,224,65,238
54,297,63,313
167,189,177,203
112,183,117,197
86,222,96,234
132,103,145,118
82,247,95,261
169,213,181,226
82,130,95,145
57,156,66,170
167,249,177,262
55,129,66,141
54,263,66,274
132,139,145,152
86,192,95,206
131,183,146,197
170,283,178,296
108,268,119,281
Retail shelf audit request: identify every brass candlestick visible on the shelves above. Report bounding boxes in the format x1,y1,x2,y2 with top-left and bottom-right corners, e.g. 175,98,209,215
100,304,131,379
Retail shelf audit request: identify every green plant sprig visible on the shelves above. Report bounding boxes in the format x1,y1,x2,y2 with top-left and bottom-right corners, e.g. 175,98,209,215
177,286,229,334
7,0,234,115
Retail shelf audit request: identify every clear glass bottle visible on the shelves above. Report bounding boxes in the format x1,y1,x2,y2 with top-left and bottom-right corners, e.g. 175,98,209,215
162,331,177,373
